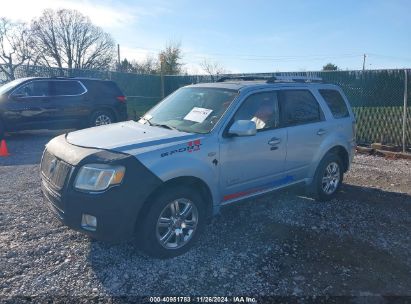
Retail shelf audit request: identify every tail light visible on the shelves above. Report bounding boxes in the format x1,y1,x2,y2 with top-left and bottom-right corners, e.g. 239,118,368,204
116,96,127,103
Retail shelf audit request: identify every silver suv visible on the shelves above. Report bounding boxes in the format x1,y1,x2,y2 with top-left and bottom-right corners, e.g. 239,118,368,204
40,76,356,258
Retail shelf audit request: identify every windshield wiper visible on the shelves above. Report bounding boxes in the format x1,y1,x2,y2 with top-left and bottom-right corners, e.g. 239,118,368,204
139,116,178,131
139,116,153,126
151,123,177,131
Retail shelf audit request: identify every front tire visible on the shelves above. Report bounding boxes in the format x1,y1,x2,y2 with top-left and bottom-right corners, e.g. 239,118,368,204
89,110,115,127
309,153,343,201
139,186,206,259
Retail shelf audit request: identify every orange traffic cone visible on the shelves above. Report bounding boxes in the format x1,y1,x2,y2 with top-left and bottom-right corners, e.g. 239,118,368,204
0,139,10,157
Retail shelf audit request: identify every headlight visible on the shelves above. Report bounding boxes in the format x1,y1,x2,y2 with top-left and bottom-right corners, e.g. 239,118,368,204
74,164,125,192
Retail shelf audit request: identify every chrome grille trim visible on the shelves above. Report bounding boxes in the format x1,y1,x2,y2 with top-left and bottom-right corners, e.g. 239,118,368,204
41,150,72,190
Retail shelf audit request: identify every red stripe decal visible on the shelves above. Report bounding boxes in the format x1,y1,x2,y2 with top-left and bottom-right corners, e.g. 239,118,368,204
223,188,261,201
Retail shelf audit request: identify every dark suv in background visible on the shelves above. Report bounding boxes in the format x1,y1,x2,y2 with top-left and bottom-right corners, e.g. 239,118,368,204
0,77,128,137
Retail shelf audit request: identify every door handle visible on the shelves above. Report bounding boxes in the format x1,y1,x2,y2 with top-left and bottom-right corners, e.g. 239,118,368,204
268,138,281,146
317,129,326,136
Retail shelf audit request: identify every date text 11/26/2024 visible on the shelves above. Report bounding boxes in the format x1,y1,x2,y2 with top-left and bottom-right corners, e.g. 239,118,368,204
148,296,257,303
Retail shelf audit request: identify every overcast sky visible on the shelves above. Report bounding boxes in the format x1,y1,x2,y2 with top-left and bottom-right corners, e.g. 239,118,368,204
2,0,411,74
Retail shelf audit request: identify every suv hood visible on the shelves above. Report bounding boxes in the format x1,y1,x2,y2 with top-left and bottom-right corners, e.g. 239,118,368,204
66,121,197,155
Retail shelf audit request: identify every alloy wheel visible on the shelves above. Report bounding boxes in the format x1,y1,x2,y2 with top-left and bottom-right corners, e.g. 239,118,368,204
95,114,112,126
156,198,198,249
322,161,340,195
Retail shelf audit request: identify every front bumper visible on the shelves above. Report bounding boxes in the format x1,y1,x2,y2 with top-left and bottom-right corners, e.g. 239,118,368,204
42,179,139,242
41,134,163,242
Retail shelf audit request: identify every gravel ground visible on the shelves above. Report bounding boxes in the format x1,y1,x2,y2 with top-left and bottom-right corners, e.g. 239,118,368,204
1,131,411,300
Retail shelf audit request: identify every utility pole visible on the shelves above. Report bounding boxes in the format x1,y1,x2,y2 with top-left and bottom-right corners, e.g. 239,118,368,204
117,44,121,71
362,54,367,71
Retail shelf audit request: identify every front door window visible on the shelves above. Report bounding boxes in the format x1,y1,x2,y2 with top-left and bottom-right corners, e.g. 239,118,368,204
233,91,280,131
13,81,50,97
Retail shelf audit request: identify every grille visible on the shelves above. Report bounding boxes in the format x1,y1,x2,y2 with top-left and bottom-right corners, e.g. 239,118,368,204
41,150,72,190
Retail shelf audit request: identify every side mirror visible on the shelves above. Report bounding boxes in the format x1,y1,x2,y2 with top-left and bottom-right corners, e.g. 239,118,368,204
228,120,257,137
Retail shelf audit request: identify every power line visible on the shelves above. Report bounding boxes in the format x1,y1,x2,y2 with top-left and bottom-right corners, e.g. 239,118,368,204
125,45,411,65
188,54,362,62
184,52,362,60
368,53,411,62
123,46,411,71
127,44,363,61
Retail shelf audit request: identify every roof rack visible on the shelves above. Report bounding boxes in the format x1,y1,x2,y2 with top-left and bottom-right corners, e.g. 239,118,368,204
216,76,271,82
266,76,323,83
216,75,323,84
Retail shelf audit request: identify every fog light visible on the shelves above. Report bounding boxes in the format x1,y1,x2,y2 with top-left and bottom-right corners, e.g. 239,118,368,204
81,214,97,231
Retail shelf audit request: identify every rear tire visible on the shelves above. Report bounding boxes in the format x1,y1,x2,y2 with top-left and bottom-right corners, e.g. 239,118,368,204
138,186,206,259
89,110,115,127
308,153,343,201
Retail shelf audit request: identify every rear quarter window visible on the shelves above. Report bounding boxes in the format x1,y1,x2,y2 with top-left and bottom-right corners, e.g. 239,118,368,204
319,89,349,118
84,80,124,99
92,81,123,97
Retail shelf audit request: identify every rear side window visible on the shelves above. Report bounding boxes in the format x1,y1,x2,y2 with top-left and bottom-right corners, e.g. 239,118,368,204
319,89,349,118
279,90,322,126
52,81,85,96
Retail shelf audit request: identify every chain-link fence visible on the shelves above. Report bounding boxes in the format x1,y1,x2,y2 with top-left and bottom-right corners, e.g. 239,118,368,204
286,70,411,147
162,70,411,147
0,65,409,147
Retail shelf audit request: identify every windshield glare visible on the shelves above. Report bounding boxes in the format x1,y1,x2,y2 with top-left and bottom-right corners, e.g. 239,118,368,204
140,87,238,134
0,78,28,95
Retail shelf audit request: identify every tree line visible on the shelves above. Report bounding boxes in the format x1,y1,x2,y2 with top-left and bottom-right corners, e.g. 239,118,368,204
1,9,117,79
1,7,336,80
0,8,204,80
118,42,185,75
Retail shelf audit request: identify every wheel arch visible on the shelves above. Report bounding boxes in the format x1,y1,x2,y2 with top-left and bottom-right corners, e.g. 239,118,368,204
308,143,350,182
326,145,349,172
307,145,347,201
135,175,214,231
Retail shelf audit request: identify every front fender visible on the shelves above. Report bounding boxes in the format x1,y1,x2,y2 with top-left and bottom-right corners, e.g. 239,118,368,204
136,137,220,206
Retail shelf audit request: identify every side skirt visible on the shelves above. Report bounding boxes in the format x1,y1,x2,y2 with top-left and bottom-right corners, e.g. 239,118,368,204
220,179,307,207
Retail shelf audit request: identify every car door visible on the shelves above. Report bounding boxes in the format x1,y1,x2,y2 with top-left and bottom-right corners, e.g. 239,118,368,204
219,91,288,204
48,80,89,128
6,80,54,130
279,89,328,181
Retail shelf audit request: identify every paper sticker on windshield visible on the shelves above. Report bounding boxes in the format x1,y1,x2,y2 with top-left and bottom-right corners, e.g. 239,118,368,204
184,107,213,123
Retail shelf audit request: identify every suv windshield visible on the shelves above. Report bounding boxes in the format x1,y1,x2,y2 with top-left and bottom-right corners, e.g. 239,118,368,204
139,87,238,134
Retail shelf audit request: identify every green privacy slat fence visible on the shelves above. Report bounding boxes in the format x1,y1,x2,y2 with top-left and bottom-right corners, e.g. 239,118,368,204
0,65,409,146
166,70,411,146
278,70,411,145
